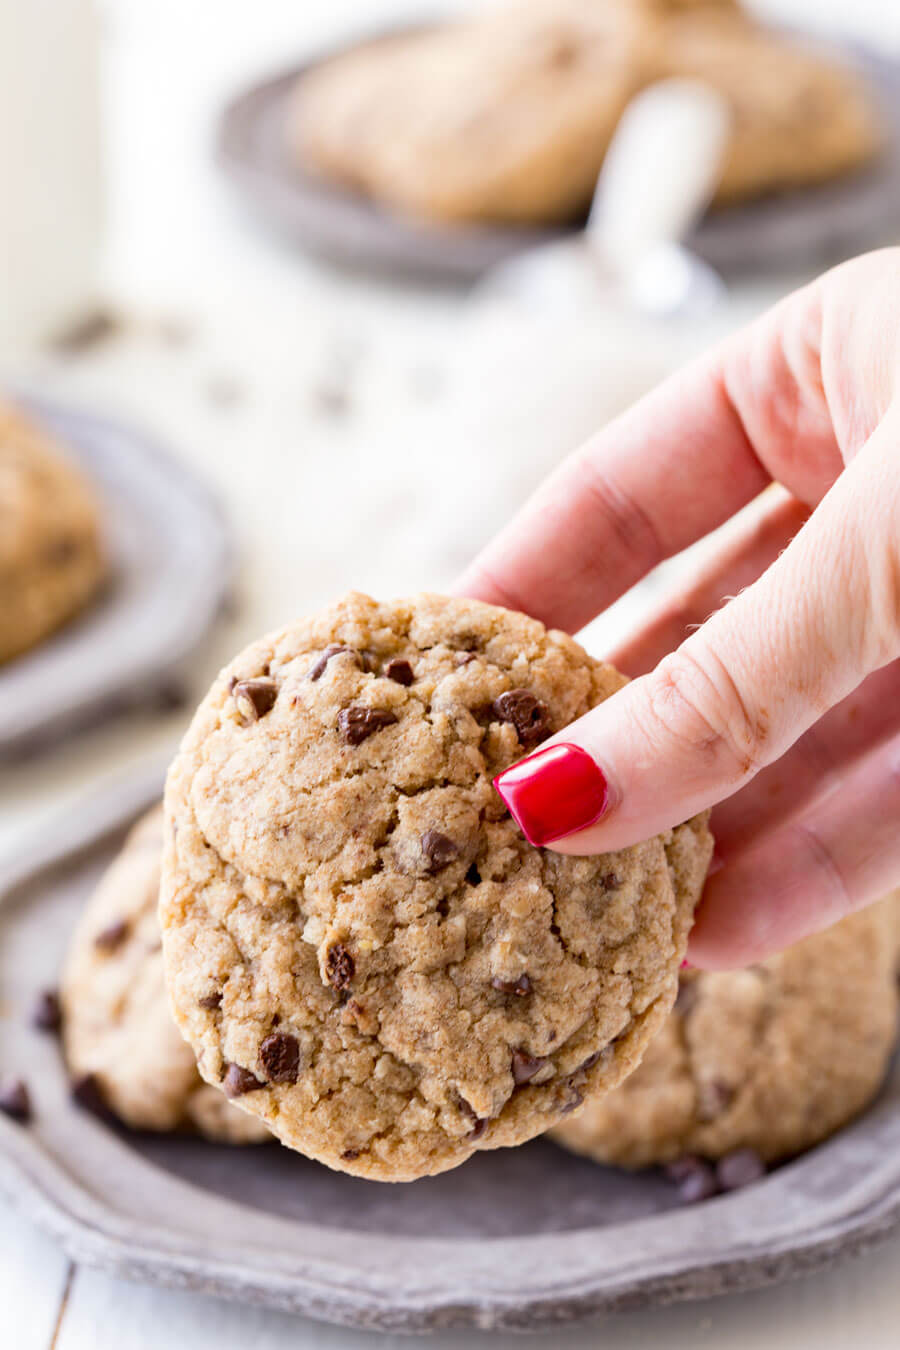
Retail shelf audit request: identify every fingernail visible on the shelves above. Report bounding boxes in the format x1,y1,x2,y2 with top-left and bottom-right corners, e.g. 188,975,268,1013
493,742,610,847
680,959,692,969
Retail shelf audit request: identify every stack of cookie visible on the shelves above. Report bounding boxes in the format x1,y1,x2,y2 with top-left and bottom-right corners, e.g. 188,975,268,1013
0,399,106,663
55,591,899,1196
290,0,882,227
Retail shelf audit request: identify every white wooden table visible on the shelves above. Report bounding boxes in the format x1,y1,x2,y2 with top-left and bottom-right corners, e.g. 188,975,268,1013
4,1,900,1344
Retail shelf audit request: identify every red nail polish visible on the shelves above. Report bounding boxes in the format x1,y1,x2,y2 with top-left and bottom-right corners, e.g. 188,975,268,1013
494,742,610,847
680,959,692,970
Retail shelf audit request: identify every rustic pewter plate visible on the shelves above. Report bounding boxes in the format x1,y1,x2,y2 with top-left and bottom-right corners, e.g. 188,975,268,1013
217,34,900,283
1,770,900,1334
0,394,231,760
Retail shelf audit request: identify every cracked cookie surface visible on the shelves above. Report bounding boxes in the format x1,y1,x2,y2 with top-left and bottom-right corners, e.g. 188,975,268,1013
0,399,106,664
160,592,712,1180
61,806,270,1144
552,895,900,1169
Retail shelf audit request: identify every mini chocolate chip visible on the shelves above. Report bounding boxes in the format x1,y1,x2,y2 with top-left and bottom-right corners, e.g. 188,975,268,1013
223,1063,264,1098
697,1078,734,1122
665,1155,718,1204
492,689,551,749
421,829,459,873
716,1148,766,1192
337,705,397,744
233,676,277,720
341,1147,361,1161
326,944,355,991
578,1049,604,1073
600,872,621,890
511,1049,548,1086
466,1117,488,1142
559,1081,584,1114
198,991,222,1011
465,863,482,886
94,919,129,952
384,658,414,686
491,974,532,997
0,1077,31,1123
436,897,450,917
31,989,62,1032
307,644,356,681
259,1032,301,1084
71,1072,111,1119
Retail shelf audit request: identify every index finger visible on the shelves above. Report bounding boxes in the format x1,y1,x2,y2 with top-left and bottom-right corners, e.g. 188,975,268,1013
454,281,835,634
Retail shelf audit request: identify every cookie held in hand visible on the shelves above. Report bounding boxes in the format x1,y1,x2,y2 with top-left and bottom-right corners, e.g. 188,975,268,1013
160,592,712,1181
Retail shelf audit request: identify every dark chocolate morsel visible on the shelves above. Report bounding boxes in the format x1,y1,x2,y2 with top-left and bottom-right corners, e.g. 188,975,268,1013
0,1077,31,1123
198,991,222,1011
307,645,357,681
71,1072,113,1120
325,944,355,991
420,829,459,873
223,1063,265,1098
337,705,398,745
384,658,414,686
491,974,532,997
341,1147,361,1161
259,1032,301,1085
511,1049,548,1086
491,689,551,749
31,989,62,1032
232,677,278,720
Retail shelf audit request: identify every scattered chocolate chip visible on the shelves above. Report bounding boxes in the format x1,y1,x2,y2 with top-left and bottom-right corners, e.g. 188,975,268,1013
259,1032,301,1085
71,1072,111,1119
697,1078,734,1122
491,974,532,997
307,645,357,681
577,1049,604,1073
223,1063,265,1098
465,863,482,886
325,944,355,992
0,1077,31,1122
233,677,277,721
558,1081,584,1114
421,829,459,873
716,1148,766,1192
511,1049,548,1086
198,991,222,1011
31,989,61,1032
341,1147,361,1161
384,658,414,686
436,897,450,918
466,1117,488,1142
492,689,551,749
337,705,397,745
600,872,621,890
94,919,129,952
665,1155,718,1204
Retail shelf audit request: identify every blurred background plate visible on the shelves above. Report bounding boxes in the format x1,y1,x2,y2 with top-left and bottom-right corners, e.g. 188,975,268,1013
217,34,900,283
1,775,900,1333
0,396,231,760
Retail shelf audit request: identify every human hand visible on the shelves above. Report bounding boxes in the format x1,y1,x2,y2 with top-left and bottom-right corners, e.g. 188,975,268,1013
455,249,900,969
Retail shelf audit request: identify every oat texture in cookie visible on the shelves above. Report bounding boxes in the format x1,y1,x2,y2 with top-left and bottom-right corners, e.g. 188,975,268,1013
552,896,900,1170
0,399,106,664
61,806,271,1143
160,593,712,1181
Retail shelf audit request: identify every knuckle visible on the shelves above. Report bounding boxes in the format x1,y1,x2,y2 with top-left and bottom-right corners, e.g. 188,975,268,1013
644,646,771,783
578,459,665,573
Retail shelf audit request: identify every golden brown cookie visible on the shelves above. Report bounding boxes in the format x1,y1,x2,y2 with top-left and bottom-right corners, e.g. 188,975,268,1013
552,897,899,1170
61,806,270,1143
0,399,106,664
160,592,712,1181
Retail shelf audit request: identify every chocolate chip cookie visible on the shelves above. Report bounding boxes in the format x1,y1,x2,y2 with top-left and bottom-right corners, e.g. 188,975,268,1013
552,895,899,1169
61,806,270,1143
0,399,106,664
160,592,712,1181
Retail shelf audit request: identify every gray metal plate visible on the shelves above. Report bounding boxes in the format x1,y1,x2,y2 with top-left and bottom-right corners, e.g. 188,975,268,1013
0,771,899,1332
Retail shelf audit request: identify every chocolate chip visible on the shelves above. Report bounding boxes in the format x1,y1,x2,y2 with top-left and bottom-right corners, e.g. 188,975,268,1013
577,1049,604,1073
259,1032,301,1085
198,991,222,1011
94,919,129,952
665,1155,718,1204
600,872,621,890
558,1081,584,1114
465,863,482,886
466,1117,488,1142
233,676,277,721
716,1148,766,1192
325,944,355,991
697,1078,734,1122
455,651,477,666
223,1063,264,1098
384,658,414,686
492,689,551,749
31,989,61,1032
307,645,356,681
420,830,458,873
71,1072,112,1119
436,897,450,917
337,705,397,744
341,1147,361,1161
491,974,532,997
511,1049,548,1086
0,1077,31,1122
